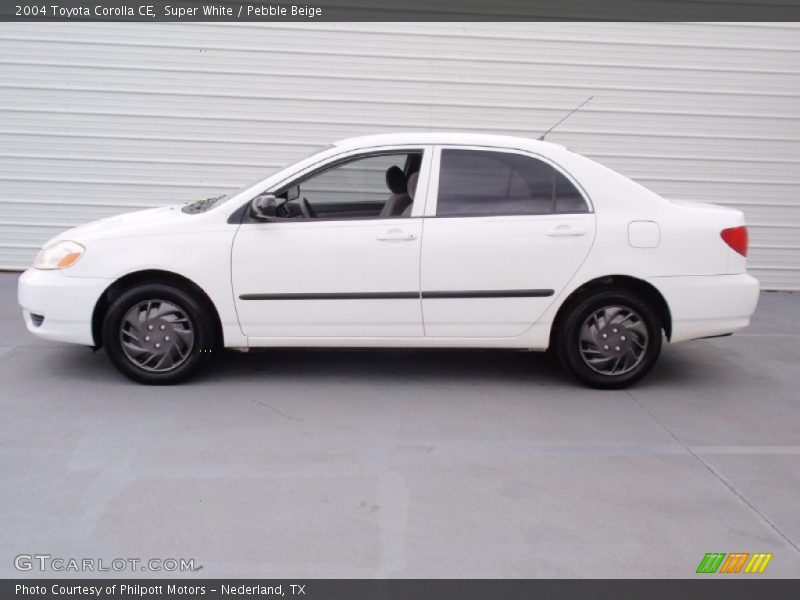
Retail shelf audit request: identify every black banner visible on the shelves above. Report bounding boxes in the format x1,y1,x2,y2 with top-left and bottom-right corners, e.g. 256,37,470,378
3,0,800,22
3,579,800,600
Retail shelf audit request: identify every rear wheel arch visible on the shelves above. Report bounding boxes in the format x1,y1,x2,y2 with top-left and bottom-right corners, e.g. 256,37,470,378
91,270,223,349
549,275,672,348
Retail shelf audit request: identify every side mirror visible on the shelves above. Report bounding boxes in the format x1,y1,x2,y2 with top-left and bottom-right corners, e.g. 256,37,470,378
250,194,284,220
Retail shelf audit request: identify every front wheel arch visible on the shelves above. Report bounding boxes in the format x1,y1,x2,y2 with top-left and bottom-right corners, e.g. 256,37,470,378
91,269,223,350
549,275,672,350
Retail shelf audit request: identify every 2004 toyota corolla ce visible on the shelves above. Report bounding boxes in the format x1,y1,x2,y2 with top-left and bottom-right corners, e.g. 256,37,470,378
18,133,759,388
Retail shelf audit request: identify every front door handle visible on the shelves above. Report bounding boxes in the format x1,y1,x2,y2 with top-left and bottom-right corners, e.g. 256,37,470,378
377,229,417,242
546,225,585,237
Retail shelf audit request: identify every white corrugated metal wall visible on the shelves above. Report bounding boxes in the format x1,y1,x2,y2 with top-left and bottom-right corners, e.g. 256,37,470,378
0,22,798,288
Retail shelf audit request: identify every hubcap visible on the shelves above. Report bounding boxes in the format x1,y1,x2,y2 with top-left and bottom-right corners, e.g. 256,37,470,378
578,305,649,376
119,300,194,372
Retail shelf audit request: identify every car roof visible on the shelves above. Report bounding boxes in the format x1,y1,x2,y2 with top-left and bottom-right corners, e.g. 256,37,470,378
332,132,565,152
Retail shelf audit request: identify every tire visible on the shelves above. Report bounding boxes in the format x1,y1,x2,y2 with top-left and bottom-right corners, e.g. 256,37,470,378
102,282,216,385
555,288,662,389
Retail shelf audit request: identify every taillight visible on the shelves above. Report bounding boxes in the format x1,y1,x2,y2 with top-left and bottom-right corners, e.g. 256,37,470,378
721,226,748,257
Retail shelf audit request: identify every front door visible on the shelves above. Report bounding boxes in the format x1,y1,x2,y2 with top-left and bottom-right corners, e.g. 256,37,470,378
420,146,596,337
232,148,430,339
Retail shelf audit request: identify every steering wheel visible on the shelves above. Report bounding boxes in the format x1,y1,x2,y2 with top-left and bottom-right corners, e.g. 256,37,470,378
300,197,317,219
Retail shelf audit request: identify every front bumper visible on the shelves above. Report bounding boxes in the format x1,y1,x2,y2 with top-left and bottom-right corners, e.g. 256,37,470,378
647,273,760,343
17,269,113,346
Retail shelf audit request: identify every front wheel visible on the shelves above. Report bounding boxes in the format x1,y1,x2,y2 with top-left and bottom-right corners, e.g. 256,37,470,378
102,282,216,385
555,289,662,389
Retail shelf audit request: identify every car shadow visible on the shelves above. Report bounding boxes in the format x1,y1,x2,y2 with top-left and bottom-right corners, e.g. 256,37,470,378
25,339,739,392
203,347,570,387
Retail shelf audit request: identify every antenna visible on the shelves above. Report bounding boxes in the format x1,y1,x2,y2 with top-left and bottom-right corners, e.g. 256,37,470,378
538,96,594,141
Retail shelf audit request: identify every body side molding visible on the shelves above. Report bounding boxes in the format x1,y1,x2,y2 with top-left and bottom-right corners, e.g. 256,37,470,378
239,289,555,300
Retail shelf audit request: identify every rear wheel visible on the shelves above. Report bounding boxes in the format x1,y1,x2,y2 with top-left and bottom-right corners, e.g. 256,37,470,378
556,289,662,389
102,282,215,384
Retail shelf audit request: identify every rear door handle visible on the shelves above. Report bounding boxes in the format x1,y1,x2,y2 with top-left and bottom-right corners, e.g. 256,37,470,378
546,225,585,237
377,229,417,242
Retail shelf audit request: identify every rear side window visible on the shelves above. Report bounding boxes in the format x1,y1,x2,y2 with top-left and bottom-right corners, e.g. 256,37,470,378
436,149,589,217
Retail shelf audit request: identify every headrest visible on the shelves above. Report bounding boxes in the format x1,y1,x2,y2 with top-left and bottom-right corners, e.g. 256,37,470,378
385,166,407,195
407,171,419,200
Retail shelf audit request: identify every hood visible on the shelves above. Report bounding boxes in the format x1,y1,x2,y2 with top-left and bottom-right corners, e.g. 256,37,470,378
51,204,190,245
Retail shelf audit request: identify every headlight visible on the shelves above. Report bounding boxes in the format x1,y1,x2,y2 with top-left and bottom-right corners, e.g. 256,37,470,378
33,241,85,270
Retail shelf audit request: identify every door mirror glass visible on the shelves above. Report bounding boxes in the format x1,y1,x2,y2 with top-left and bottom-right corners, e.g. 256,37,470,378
285,184,300,201
250,194,285,220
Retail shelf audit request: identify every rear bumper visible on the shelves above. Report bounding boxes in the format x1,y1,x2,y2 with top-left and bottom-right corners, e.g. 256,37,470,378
17,269,113,346
647,273,759,343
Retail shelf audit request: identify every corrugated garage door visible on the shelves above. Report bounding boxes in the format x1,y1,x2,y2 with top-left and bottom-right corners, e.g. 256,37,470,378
0,22,798,289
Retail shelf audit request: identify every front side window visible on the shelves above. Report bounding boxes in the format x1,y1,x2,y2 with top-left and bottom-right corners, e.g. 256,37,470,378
274,151,422,220
436,149,589,217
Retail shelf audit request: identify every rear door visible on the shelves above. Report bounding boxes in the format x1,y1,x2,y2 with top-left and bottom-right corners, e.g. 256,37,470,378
420,146,596,338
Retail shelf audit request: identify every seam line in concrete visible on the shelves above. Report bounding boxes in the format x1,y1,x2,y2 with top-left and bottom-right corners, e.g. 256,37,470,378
0,345,22,359
251,398,303,421
625,389,800,556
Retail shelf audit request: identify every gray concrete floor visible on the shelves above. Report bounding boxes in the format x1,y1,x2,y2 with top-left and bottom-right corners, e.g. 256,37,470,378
1,272,799,578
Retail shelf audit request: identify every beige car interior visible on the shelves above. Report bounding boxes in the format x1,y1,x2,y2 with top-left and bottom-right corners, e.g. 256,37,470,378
380,166,419,218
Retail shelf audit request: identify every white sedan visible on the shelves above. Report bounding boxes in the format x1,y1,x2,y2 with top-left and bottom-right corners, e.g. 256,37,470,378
18,133,759,388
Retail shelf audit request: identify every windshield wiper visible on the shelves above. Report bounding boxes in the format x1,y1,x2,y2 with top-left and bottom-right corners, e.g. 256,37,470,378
181,195,226,214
